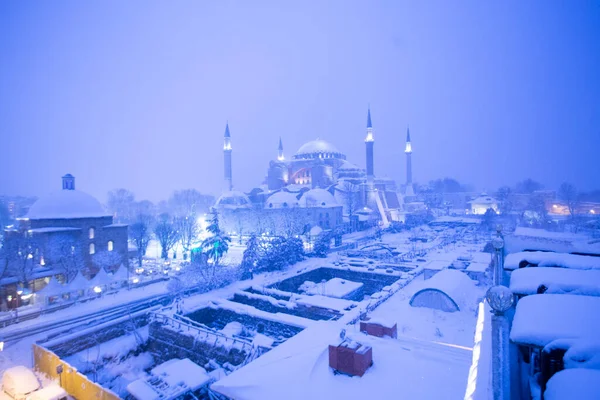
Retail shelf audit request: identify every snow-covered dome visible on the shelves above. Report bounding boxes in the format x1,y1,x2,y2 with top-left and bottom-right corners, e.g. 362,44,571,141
293,139,346,160
338,160,361,171
27,190,108,220
265,191,300,209
215,191,252,209
299,188,338,208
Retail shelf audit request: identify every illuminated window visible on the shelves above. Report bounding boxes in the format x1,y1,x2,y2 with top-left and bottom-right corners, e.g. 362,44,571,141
89,227,95,239
108,241,114,252
89,243,95,255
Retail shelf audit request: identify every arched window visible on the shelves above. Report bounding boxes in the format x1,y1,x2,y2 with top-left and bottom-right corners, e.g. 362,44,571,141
89,243,95,255
107,241,114,252
89,227,95,239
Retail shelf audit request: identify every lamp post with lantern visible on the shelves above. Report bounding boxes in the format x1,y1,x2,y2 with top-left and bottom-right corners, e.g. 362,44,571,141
486,225,514,400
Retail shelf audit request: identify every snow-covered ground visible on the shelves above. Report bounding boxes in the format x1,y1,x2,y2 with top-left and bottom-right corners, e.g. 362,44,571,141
1,222,492,399
363,274,484,347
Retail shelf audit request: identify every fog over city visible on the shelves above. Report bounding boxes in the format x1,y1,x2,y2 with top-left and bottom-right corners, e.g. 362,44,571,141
1,2,600,400
1,1,599,202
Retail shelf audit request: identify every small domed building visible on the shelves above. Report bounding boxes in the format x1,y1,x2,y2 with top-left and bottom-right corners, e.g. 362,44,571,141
4,174,128,287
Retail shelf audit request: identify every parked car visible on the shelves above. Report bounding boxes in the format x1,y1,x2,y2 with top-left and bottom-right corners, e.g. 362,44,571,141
1,366,67,400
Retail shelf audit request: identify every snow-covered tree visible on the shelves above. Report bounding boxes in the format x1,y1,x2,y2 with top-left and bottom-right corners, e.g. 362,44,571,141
482,208,498,230
46,234,84,282
559,182,579,218
154,213,179,259
201,210,231,266
340,181,359,220
107,188,136,223
496,186,513,214
129,214,153,267
92,250,123,272
241,234,261,279
313,232,331,258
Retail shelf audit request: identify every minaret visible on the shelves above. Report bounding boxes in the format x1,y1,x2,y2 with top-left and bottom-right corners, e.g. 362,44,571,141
405,126,414,196
223,122,233,192
365,107,374,182
277,137,284,161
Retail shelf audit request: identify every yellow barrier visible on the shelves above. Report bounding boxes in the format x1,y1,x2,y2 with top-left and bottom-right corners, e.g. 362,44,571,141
32,344,121,400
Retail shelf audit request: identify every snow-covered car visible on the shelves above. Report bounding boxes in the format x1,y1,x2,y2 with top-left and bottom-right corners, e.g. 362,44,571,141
1,366,67,400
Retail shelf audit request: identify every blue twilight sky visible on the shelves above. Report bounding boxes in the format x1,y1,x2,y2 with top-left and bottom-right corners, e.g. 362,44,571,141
1,1,599,203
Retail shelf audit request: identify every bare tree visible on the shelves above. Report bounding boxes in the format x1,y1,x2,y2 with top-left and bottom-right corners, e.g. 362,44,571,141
174,215,199,259
496,186,513,215
129,214,154,267
46,234,84,283
168,189,214,216
154,213,179,259
107,189,136,223
278,207,305,238
340,181,359,219
3,232,39,288
559,182,579,218
92,250,123,272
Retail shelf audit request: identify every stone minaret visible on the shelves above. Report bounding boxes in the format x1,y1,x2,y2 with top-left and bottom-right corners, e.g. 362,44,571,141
277,137,284,161
365,107,374,183
223,123,233,192
405,127,414,196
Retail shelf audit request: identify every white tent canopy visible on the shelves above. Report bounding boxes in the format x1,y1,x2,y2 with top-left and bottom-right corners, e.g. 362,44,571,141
111,264,129,282
89,268,113,288
36,277,66,298
67,272,91,292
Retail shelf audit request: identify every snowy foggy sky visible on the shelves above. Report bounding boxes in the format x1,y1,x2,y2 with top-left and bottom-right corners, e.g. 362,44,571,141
1,1,599,203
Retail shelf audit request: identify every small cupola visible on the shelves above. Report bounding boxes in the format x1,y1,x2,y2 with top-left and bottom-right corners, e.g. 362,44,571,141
62,174,75,190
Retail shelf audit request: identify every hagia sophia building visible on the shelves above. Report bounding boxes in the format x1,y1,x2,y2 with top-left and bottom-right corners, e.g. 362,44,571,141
214,108,418,237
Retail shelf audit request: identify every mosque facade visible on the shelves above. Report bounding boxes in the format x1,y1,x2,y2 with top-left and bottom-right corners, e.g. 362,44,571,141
215,109,416,237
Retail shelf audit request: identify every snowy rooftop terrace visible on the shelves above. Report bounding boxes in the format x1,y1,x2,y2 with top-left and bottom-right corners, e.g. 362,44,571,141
212,322,473,400
510,294,600,348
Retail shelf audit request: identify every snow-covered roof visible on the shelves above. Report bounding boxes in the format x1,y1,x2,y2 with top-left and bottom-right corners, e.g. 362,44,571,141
28,227,81,234
504,251,600,271
410,269,477,311
309,225,323,236
265,191,300,209
26,189,109,220
510,267,600,296
215,190,252,209
545,369,600,400
294,294,355,312
294,139,342,157
512,227,588,242
338,160,362,171
510,294,600,347
468,194,497,205
211,323,471,400
299,188,338,208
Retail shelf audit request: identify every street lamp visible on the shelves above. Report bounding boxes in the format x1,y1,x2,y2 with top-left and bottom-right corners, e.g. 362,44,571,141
486,285,514,316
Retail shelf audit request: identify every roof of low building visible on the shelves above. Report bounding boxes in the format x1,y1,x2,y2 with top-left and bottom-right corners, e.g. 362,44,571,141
27,190,109,220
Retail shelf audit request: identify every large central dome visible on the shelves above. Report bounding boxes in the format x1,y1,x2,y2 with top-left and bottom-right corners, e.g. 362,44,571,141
27,190,108,220
293,139,346,160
